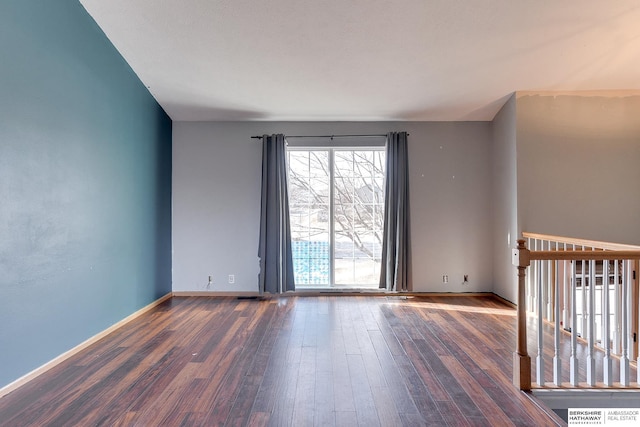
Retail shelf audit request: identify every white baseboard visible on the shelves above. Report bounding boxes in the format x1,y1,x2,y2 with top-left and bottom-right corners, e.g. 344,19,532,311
172,291,261,297
0,292,172,399
171,290,499,298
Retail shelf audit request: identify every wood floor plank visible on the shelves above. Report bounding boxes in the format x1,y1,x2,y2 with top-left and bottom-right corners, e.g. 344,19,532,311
331,324,356,414
0,295,567,427
434,400,474,427
291,346,316,426
247,411,270,427
335,410,358,427
267,304,302,427
368,329,422,417
347,354,380,427
250,328,292,414
370,385,403,427
440,355,515,426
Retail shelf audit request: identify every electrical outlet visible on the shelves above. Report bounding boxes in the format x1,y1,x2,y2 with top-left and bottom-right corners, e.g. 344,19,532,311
443,275,449,283
228,274,235,284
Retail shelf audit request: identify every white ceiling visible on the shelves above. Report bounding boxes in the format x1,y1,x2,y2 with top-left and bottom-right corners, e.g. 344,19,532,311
79,0,640,122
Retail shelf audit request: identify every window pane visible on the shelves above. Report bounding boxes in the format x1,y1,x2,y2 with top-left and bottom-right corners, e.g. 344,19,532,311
309,151,329,177
353,151,373,177
309,178,329,206
288,150,330,286
334,258,354,285
288,152,309,177
374,177,385,203
334,151,353,177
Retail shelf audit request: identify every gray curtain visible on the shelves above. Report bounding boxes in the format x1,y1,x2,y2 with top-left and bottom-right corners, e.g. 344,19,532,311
380,131,412,291
258,134,295,294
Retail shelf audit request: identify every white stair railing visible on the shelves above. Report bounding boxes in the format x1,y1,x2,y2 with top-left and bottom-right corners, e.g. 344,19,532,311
513,234,640,390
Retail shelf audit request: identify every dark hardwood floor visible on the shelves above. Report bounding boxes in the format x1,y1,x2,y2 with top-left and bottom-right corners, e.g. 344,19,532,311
0,295,565,426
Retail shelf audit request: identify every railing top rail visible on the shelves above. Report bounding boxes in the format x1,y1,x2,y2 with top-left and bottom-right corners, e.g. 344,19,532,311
522,232,640,251
529,250,640,261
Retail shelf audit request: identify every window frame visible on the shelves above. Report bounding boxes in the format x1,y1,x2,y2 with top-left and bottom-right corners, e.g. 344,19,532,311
286,137,386,288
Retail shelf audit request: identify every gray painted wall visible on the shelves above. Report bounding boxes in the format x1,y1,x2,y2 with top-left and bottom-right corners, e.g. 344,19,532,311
0,0,172,388
173,121,493,293
516,94,640,245
491,95,518,303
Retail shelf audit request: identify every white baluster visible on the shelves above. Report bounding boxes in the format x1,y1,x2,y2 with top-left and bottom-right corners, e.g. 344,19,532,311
545,241,549,321
527,238,533,311
553,260,562,386
586,260,596,386
542,241,547,320
630,262,637,361
602,259,612,386
536,260,545,386
579,249,586,338
532,239,539,314
562,244,569,331
620,260,630,386
547,242,553,320
637,261,640,385
570,259,579,386
613,260,621,355
538,240,547,319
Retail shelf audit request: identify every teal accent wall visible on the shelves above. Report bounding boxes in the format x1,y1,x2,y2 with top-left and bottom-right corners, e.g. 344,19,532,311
0,1,172,387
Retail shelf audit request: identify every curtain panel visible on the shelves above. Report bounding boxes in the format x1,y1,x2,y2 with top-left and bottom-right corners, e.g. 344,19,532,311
380,131,412,291
258,134,295,294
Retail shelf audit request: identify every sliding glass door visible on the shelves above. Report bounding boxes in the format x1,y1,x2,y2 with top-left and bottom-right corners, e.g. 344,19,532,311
287,148,385,287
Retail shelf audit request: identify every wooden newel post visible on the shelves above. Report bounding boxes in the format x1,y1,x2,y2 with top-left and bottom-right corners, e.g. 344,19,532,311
512,239,532,390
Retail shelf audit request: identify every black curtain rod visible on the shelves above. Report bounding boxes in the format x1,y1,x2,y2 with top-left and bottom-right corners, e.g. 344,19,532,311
251,133,407,140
